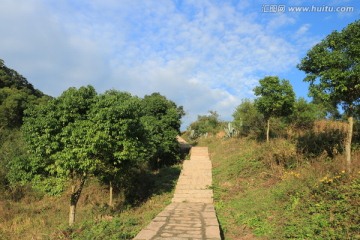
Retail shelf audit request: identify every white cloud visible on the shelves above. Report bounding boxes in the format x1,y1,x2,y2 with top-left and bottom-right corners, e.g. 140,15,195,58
0,0,109,96
266,14,296,31
295,24,310,36
4,0,355,129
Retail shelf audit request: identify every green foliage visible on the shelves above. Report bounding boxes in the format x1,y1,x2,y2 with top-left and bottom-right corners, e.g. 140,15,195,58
91,90,149,187
254,76,295,141
287,98,325,130
0,59,42,96
261,138,299,169
283,173,360,239
205,137,360,239
21,86,155,194
254,76,295,121
31,175,67,196
22,86,99,183
312,95,341,120
0,60,186,230
0,88,35,128
0,59,49,129
140,93,184,168
298,20,360,114
0,60,49,198
298,20,360,172
0,129,36,201
188,110,222,137
71,217,140,240
20,86,184,199
232,99,264,137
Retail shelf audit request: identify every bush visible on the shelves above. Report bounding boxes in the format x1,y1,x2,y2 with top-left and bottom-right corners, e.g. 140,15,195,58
188,111,223,138
286,98,325,130
232,99,264,137
297,129,345,159
259,139,299,169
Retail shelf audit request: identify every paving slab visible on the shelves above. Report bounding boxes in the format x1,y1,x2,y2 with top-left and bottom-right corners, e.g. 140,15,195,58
134,146,221,240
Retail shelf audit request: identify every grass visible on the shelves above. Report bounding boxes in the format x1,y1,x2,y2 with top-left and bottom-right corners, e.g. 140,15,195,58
198,136,360,240
0,164,181,240
1,135,359,239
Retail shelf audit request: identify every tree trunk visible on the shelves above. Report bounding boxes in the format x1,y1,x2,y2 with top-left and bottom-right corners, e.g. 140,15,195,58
345,116,353,173
69,185,76,226
109,181,113,208
69,177,86,226
266,118,270,143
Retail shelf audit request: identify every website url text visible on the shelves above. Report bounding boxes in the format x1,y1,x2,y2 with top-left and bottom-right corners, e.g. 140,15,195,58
262,5,354,13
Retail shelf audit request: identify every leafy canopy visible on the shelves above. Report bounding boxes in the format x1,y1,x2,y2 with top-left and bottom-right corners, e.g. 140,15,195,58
0,59,49,129
141,93,185,168
22,86,99,193
297,20,360,114
287,98,325,130
232,99,264,136
0,59,42,96
254,76,295,120
21,86,184,194
189,111,222,136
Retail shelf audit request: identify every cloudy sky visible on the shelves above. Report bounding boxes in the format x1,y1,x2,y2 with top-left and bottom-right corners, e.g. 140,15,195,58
1,0,359,129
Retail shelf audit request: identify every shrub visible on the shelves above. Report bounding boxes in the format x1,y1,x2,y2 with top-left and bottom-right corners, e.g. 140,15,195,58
232,99,264,137
259,139,299,169
297,121,347,159
188,111,223,138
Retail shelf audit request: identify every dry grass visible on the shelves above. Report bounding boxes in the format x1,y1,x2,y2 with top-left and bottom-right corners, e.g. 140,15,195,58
313,119,348,133
0,179,109,239
200,135,360,239
0,164,181,240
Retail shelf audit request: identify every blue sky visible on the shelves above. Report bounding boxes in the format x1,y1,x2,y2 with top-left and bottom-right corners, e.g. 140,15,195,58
1,0,359,129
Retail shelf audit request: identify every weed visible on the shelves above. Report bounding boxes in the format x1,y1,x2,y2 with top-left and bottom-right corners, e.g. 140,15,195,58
203,136,359,240
0,165,180,240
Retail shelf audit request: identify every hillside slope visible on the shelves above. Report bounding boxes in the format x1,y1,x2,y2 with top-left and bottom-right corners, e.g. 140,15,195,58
198,137,359,240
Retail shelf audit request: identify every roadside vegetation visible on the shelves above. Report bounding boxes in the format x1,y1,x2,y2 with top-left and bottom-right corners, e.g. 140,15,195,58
0,164,181,239
0,19,359,240
197,136,359,239
0,59,185,239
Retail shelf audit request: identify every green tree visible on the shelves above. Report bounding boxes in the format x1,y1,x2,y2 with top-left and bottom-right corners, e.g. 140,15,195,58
90,90,149,206
0,59,42,96
189,111,221,137
0,128,32,198
22,86,154,224
297,20,360,172
0,60,49,129
0,88,33,129
0,87,49,129
311,95,341,120
0,60,49,198
232,99,264,137
141,93,184,168
287,98,325,130
23,86,98,225
254,76,295,142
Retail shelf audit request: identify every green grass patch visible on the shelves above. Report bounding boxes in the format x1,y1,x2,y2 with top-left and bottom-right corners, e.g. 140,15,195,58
200,137,360,240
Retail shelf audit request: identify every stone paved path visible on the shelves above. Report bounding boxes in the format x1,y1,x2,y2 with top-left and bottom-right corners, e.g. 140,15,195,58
134,147,221,240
